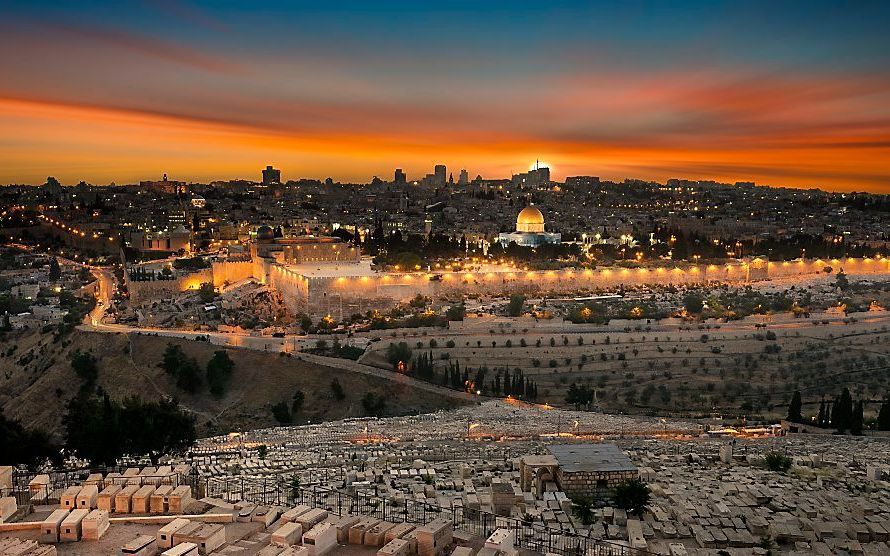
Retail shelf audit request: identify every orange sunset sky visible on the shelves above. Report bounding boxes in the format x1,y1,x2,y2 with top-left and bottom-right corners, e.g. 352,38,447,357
2,1,890,191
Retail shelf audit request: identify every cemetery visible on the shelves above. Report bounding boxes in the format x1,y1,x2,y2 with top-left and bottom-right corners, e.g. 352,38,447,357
2,400,889,554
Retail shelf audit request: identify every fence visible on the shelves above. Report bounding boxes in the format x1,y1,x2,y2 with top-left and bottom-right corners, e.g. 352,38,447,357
3,466,192,507
203,475,651,556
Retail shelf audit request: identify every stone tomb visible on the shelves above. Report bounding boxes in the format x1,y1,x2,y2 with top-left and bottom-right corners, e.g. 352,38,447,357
272,521,303,546
82,509,110,541
365,521,396,547
162,542,199,556
131,485,156,514
173,523,225,555
60,508,89,542
98,484,123,512
115,485,140,514
158,517,192,549
60,486,81,510
168,485,193,514
76,485,98,509
349,517,381,544
151,485,175,513
303,522,336,556
40,508,70,543
0,496,16,523
334,515,361,543
120,534,157,556
415,519,453,556
378,538,411,556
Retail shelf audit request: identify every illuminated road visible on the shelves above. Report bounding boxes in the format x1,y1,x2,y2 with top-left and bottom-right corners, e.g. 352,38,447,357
73,261,890,407
76,269,476,403
86,266,115,326
80,316,477,402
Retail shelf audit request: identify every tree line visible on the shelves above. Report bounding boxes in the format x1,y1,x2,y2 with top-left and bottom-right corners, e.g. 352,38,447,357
159,344,235,398
1,389,196,469
787,388,890,434
389,342,539,400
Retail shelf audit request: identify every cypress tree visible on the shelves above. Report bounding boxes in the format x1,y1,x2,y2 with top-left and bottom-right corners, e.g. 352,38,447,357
851,400,864,436
835,388,854,433
787,391,803,423
878,398,890,431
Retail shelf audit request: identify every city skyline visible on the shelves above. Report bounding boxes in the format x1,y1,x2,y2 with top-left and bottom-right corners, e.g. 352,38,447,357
2,1,890,191
4,4,890,552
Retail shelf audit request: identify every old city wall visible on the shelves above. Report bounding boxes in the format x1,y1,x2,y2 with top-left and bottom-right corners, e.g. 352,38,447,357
308,276,403,320
314,262,746,307
125,256,890,314
432,263,742,297
303,257,890,318
211,260,255,288
265,262,310,316
126,268,213,304
766,257,890,279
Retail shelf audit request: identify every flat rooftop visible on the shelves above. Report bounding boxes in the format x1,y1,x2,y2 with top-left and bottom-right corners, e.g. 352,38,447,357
548,443,638,474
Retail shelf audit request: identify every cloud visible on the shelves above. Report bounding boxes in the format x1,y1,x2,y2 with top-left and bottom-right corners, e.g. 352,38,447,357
39,19,245,75
2,36,890,191
146,0,232,33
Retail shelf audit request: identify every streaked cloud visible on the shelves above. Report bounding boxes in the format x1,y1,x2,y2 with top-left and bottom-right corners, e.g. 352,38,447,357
40,20,246,75
1,1,889,191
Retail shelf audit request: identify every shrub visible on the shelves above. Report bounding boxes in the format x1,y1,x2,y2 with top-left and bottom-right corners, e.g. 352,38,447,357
362,392,387,416
291,390,305,414
386,342,412,368
271,402,291,424
612,479,650,515
764,452,792,472
572,497,595,525
507,295,525,317
330,379,346,400
446,305,466,321
70,351,98,385
206,350,235,398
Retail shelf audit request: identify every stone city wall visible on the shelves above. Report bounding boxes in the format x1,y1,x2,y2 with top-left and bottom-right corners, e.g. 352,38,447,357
126,256,890,314
265,261,310,316
287,257,890,318
126,268,212,304
765,257,890,279
211,260,255,288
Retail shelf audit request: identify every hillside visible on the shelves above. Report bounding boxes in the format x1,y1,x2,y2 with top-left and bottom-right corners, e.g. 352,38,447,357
0,328,468,442
362,311,890,420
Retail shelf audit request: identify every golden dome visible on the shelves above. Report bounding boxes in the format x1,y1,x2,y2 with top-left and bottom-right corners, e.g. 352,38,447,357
516,205,545,233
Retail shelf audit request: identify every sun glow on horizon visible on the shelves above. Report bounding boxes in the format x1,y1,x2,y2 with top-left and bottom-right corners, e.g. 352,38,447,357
529,160,553,172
